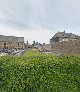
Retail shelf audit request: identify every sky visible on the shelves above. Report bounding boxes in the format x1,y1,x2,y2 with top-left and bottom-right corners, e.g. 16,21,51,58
0,0,80,44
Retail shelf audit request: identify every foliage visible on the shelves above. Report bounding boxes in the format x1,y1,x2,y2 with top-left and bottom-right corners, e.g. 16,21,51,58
0,50,80,92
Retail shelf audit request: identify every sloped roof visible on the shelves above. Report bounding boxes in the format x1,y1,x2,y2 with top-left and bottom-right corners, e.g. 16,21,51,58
51,31,80,39
0,35,24,42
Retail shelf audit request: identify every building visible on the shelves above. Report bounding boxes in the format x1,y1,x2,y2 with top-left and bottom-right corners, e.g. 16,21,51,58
50,31,80,55
0,35,25,49
50,31,80,43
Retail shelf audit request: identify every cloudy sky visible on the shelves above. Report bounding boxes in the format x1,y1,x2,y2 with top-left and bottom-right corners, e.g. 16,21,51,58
0,0,80,43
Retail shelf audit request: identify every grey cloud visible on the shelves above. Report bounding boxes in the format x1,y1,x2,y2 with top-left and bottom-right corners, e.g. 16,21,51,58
0,0,80,32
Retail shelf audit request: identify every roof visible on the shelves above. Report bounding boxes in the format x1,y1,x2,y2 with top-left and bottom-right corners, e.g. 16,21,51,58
0,35,24,42
51,31,80,39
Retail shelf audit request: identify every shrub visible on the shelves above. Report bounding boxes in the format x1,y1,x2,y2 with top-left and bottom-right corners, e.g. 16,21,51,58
0,51,80,92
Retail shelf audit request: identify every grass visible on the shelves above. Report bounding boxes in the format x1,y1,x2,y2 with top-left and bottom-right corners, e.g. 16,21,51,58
0,50,80,92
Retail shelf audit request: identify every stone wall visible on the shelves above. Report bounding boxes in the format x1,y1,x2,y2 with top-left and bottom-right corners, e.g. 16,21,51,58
42,44,51,51
0,42,25,49
0,42,4,48
59,37,78,42
51,40,80,55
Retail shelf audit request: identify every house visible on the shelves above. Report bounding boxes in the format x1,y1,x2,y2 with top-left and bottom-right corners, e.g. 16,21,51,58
0,35,25,49
50,31,80,43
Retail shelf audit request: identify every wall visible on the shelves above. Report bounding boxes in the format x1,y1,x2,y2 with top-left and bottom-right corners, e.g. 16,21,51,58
42,44,51,51
51,40,80,55
59,37,69,42
0,42,4,48
59,37,78,42
0,42,25,49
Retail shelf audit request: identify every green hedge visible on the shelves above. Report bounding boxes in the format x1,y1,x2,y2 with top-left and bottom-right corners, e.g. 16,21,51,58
0,51,80,92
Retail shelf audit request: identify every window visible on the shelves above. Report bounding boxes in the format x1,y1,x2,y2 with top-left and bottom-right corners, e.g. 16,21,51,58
18,43,19,46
